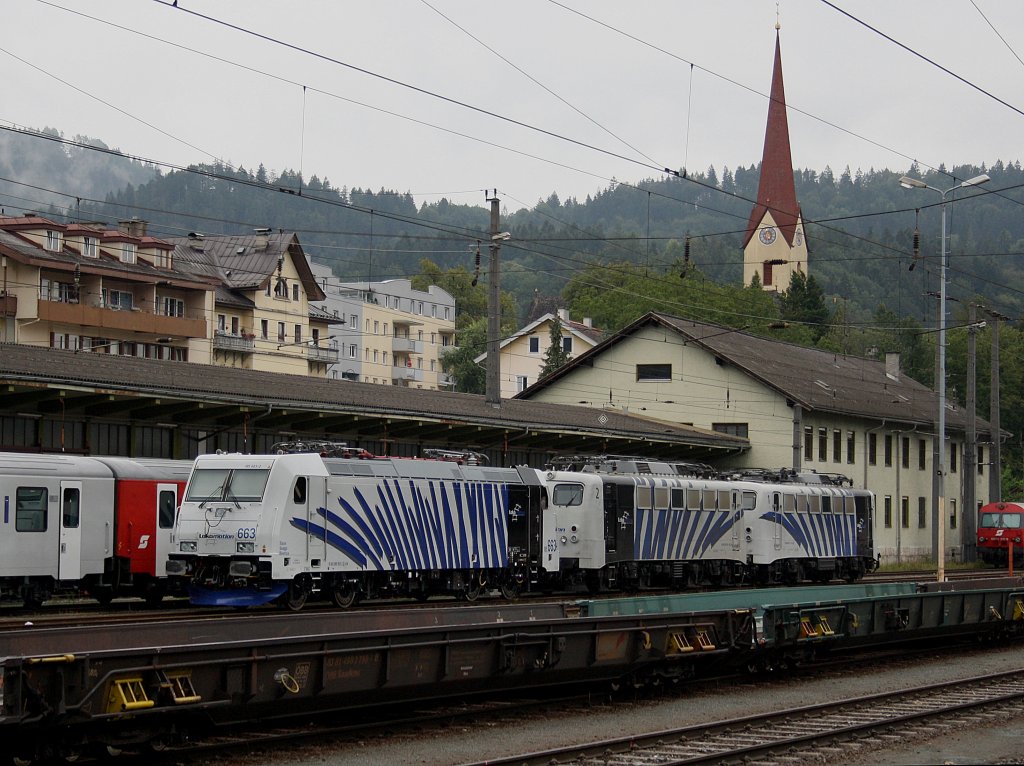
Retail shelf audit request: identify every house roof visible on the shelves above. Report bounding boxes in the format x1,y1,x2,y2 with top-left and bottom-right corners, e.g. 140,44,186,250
0,343,747,461
742,31,802,250
517,311,996,438
169,230,326,302
473,312,604,363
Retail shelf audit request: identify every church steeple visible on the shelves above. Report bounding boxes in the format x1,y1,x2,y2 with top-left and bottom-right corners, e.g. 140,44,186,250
742,29,807,292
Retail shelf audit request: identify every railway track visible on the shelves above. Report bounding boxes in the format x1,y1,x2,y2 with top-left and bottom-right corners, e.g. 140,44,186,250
472,668,1024,766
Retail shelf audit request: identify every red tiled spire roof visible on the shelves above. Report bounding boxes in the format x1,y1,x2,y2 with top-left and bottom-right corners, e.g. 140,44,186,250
743,31,801,249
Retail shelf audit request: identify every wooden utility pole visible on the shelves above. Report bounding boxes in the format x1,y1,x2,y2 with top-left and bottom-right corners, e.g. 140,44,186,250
485,192,502,406
964,303,977,562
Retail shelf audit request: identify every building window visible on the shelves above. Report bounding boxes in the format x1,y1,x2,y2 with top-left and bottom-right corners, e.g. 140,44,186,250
294,325,301,344
45,230,63,252
804,427,813,461
121,242,137,264
274,278,288,298
417,330,423,342
277,322,286,343
103,289,134,311
529,337,540,353
818,428,827,462
431,305,437,318
430,332,436,345
444,307,450,320
292,283,300,301
950,499,958,529
901,496,909,528
713,423,749,438
901,436,910,469
918,438,926,470
231,316,239,334
869,432,877,465
950,441,958,473
82,236,98,258
261,320,269,339
562,336,573,353
374,321,379,335
162,297,184,317
312,328,320,346
846,431,855,464
217,314,227,332
348,344,357,358
918,497,927,528
516,375,528,392
833,429,841,462
884,496,892,528
884,434,893,467
978,445,985,475
636,363,671,381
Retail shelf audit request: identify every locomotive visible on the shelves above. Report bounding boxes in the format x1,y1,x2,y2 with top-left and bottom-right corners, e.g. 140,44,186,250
977,500,1024,566
0,452,193,606
167,452,877,609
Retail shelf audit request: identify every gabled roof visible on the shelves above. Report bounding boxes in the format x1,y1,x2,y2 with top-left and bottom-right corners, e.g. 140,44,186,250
169,230,326,302
743,31,802,250
518,311,994,437
473,312,604,364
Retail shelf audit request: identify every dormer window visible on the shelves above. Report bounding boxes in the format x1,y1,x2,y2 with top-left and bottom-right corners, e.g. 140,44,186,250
121,242,137,264
45,230,63,252
82,236,98,258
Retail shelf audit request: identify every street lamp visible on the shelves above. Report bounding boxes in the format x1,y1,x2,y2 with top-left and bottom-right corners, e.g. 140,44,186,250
899,172,990,581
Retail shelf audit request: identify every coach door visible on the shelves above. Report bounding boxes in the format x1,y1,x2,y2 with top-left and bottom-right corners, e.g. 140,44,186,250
153,484,179,576
58,481,83,581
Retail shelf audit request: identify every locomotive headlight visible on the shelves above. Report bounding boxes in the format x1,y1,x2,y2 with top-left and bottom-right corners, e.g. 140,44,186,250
560,536,567,544
979,537,986,543
237,541,255,553
570,534,578,543
180,541,198,553
1015,537,1021,544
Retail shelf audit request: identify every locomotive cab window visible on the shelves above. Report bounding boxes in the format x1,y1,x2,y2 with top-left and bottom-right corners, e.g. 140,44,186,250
16,487,48,532
981,512,1022,528
186,467,271,503
293,476,307,504
62,487,80,528
551,483,584,506
740,491,757,511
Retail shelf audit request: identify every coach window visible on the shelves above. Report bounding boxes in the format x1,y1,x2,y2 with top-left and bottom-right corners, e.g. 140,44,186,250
552,483,584,507
16,487,48,532
158,490,176,529
293,476,307,504
62,487,80,528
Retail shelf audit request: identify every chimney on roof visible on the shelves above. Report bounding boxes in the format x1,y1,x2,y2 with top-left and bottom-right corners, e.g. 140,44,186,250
118,218,147,238
254,227,271,250
885,352,900,381
188,231,205,251
557,308,569,322
583,317,593,328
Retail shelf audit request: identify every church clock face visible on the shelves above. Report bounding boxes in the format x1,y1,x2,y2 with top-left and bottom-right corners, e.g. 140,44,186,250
758,225,777,245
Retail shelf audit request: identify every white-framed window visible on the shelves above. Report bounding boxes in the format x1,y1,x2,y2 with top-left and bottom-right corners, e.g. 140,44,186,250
162,297,185,317
261,319,269,339
350,314,358,328
348,344,357,358
103,288,134,310
231,316,239,334
121,242,137,264
292,283,300,301
45,230,63,252
444,307,450,320
40,278,75,303
516,375,528,392
431,305,437,318
294,324,301,344
274,278,288,298
562,336,573,353
217,314,227,332
277,322,286,342
82,236,98,258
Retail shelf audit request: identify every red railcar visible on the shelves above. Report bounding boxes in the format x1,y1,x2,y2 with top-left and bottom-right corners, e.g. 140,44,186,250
977,500,1024,566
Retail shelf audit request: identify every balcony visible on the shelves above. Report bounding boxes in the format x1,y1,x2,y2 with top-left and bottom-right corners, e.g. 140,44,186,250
38,300,207,338
0,294,15,317
308,344,340,363
392,336,422,354
438,372,456,387
392,364,424,383
213,331,255,353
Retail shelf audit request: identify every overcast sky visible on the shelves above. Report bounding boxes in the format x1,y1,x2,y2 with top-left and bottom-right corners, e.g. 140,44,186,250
3,1,1023,213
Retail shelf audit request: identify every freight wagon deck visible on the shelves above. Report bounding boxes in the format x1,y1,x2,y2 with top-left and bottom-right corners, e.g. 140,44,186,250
4,579,1024,761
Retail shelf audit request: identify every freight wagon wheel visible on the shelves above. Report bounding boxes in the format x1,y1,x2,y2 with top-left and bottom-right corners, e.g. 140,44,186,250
331,583,358,609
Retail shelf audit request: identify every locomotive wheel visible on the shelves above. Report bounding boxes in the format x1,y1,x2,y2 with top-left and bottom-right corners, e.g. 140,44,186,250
281,583,308,611
499,581,520,600
463,580,483,602
331,583,358,609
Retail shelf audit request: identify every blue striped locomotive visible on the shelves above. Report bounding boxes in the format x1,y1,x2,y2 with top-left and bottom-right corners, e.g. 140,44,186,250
168,452,877,609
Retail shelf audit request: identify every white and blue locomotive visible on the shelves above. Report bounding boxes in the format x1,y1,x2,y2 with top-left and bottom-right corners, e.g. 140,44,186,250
167,452,876,608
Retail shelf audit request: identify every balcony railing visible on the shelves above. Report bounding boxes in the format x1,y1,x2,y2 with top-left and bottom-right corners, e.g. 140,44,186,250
392,364,424,383
392,336,422,354
308,344,340,363
213,332,255,352
37,300,207,338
